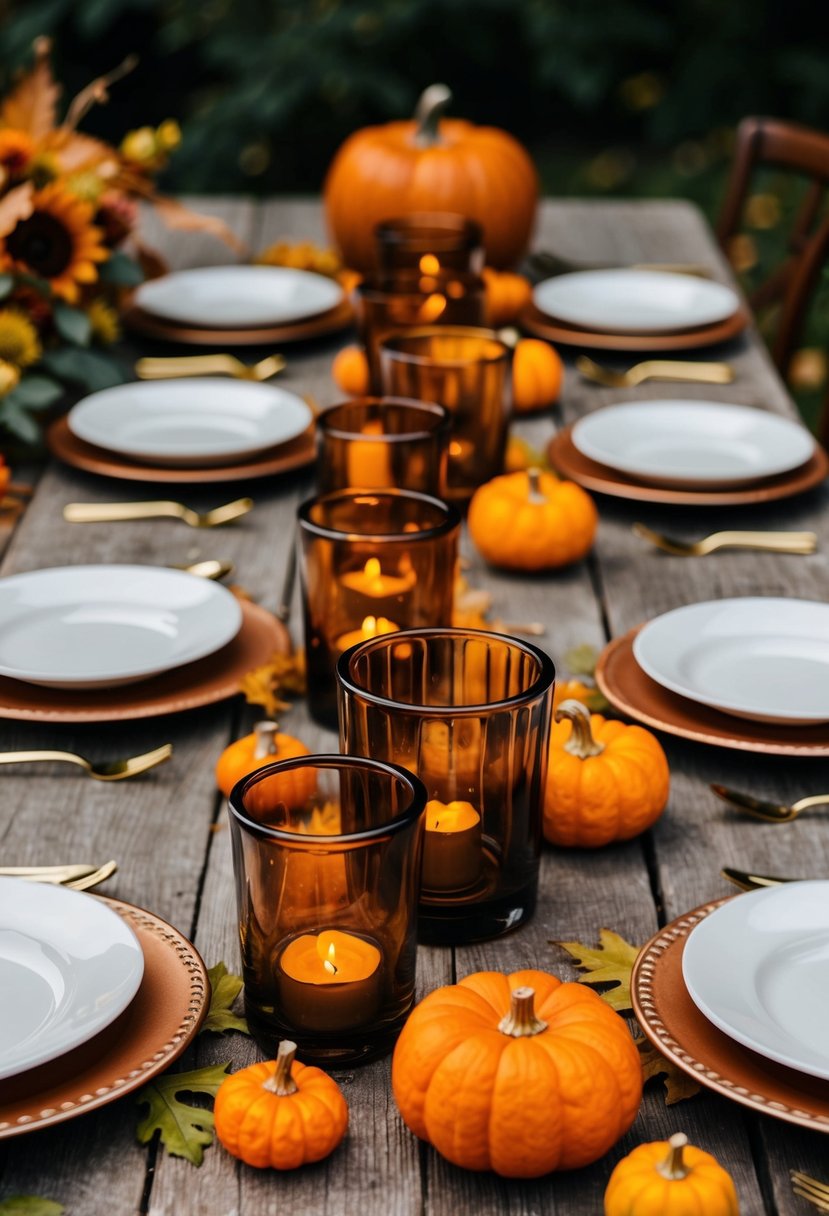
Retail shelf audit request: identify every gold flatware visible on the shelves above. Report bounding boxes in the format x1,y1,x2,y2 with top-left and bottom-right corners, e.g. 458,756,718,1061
712,783,829,823
65,860,118,890
64,497,253,527
792,1171,829,1213
0,743,172,781
721,867,791,891
576,355,735,388
275,540,297,624
528,251,715,279
0,862,101,882
634,523,817,557
175,559,234,580
135,353,286,381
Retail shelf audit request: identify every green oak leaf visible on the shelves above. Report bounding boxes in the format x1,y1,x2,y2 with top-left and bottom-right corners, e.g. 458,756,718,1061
0,1199,64,1216
201,962,249,1035
135,1063,231,1166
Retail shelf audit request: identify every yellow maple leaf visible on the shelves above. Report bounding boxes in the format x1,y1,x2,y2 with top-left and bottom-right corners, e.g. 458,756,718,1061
553,928,639,1012
239,649,306,717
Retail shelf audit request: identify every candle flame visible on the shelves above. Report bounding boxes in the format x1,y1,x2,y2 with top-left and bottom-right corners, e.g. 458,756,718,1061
418,293,447,323
419,253,440,275
319,939,338,976
364,557,381,580
361,615,377,634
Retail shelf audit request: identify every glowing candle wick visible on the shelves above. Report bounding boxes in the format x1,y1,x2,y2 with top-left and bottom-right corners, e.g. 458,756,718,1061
321,940,338,976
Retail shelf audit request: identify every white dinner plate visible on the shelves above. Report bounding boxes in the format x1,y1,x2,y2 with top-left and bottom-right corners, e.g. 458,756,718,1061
683,882,829,1081
571,401,815,486
134,266,344,329
68,379,313,467
533,269,740,334
633,598,829,724
0,878,144,1080
0,565,242,689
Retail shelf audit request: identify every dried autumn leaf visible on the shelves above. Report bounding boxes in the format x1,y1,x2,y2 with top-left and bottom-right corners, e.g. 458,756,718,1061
563,643,601,677
0,183,34,240
0,38,60,139
239,649,307,717
552,928,639,1012
135,1063,231,1166
201,963,249,1036
637,1035,702,1104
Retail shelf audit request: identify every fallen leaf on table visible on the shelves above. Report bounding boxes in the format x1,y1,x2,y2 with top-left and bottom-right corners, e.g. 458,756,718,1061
453,574,494,630
637,1036,701,1104
553,928,638,1012
0,1199,63,1216
563,643,601,676
136,1063,231,1166
239,648,306,717
201,962,249,1036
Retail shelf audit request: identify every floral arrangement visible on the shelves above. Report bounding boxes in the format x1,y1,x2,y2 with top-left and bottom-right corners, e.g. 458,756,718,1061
0,38,235,447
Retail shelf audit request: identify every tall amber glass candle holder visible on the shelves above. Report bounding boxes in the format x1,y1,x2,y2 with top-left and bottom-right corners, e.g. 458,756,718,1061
337,628,555,945
228,754,426,1065
356,271,485,391
374,213,485,276
378,327,511,502
317,398,451,495
299,490,460,727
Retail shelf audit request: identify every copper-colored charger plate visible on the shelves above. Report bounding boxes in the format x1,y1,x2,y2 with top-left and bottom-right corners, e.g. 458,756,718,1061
548,425,829,506
0,599,289,724
519,301,749,351
596,627,829,756
632,898,829,1134
47,416,316,485
122,297,354,346
0,897,209,1139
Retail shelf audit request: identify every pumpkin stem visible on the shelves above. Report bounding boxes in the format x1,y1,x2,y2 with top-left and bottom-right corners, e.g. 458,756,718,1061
497,986,548,1037
253,720,280,760
656,1133,692,1181
413,84,452,147
263,1039,299,1096
556,699,605,758
526,467,547,505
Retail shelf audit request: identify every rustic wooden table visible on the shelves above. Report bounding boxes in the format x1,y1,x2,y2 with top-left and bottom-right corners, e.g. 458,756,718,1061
1,198,827,1216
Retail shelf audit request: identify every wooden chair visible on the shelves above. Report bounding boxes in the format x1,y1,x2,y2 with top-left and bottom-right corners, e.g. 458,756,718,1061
717,116,829,386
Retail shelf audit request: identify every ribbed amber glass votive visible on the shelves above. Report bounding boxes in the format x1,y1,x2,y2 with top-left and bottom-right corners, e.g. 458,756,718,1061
298,490,460,727
378,327,511,502
337,627,555,945
228,754,426,1065
374,213,485,276
316,398,451,496
356,271,485,391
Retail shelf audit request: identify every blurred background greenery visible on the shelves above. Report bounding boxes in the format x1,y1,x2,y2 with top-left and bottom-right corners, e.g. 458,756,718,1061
2,0,828,424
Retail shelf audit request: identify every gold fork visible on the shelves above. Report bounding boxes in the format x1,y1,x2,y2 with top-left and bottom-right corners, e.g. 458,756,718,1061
64,497,253,527
634,523,817,557
792,1170,829,1212
135,353,286,381
0,743,172,781
721,867,791,891
0,861,118,890
576,355,735,388
66,860,118,890
712,783,829,823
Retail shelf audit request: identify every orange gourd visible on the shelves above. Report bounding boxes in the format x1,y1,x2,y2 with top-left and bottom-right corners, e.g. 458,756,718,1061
215,1040,348,1170
483,268,532,326
332,344,370,396
467,467,597,571
392,969,642,1177
604,1133,740,1216
215,720,313,805
324,85,538,273
512,338,564,412
544,700,670,847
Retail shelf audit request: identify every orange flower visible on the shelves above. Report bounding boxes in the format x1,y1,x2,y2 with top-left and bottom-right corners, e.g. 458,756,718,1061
1,182,107,302
0,129,35,176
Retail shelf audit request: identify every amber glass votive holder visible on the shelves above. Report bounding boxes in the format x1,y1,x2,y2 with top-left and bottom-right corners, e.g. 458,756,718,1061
337,628,556,945
374,213,485,276
228,754,426,1066
298,489,460,727
356,271,486,391
378,327,511,502
316,397,451,495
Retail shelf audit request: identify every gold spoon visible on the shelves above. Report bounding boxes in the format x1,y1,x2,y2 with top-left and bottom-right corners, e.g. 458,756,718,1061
712,783,829,823
174,559,234,580
64,497,253,528
576,355,735,388
135,353,286,381
0,743,172,781
720,867,792,891
634,523,817,557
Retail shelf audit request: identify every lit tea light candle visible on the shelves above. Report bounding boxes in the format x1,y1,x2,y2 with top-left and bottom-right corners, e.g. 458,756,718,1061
419,253,441,274
277,929,383,1032
421,799,482,893
340,556,416,598
346,420,393,487
335,614,400,653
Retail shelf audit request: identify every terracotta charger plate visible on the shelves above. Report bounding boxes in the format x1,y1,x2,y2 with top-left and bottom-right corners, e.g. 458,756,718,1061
48,416,317,486
0,599,289,724
596,627,829,756
0,897,209,1138
548,425,829,506
519,301,748,352
632,898,829,1134
122,297,354,346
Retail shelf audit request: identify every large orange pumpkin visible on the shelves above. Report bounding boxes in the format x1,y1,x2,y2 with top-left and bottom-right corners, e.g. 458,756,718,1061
392,968,643,1177
324,85,538,273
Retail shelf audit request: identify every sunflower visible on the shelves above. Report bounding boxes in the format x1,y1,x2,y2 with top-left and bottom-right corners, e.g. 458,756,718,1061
2,182,107,303
0,309,42,368
0,129,35,176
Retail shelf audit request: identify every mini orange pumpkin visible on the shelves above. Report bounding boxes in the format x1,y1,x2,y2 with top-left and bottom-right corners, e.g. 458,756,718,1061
512,338,564,412
215,1040,348,1170
332,344,370,396
483,268,532,326
215,720,313,804
467,467,597,571
604,1132,740,1216
392,969,642,1177
544,700,670,847
324,85,538,272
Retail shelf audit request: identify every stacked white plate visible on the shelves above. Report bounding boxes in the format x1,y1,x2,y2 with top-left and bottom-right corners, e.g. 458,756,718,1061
683,881,829,1081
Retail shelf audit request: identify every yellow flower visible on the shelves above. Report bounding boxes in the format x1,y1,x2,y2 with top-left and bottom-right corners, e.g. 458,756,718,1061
26,151,60,189
86,297,120,345
65,171,106,204
0,310,42,369
1,182,107,304
121,126,157,164
0,359,21,396
156,120,181,152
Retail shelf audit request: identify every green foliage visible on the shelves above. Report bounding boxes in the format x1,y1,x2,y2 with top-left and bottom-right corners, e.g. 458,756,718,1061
135,1063,231,1166
202,962,249,1036
52,303,91,347
0,1200,63,1216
